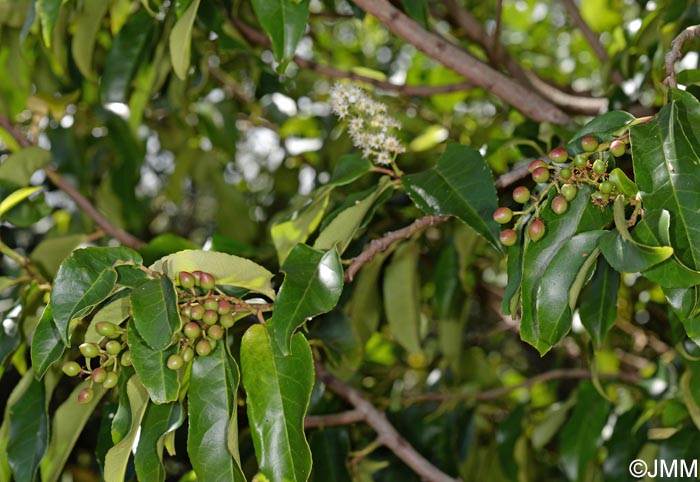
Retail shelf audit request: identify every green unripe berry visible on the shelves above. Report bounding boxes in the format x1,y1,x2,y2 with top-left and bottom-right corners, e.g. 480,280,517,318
528,159,548,173
78,387,94,404
500,229,517,247
190,305,204,321
573,154,588,168
493,207,514,224
182,346,195,363
62,361,82,377
199,272,216,291
79,343,100,358
180,305,192,318
167,354,184,370
204,298,219,311
581,136,599,152
599,180,614,194
191,270,203,286
219,313,235,328
592,159,606,175
217,300,231,315
549,148,569,163
178,271,195,289
532,166,550,183
561,184,577,201
208,325,224,341
120,351,132,367
183,321,202,339
91,367,107,384
528,219,546,242
559,168,572,180
95,321,119,338
196,340,212,357
203,310,219,325
551,195,568,215
103,372,119,389
105,340,122,356
512,186,530,204
610,139,626,157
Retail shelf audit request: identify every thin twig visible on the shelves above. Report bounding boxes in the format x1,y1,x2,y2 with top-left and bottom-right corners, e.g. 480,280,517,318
0,115,31,148
0,239,50,288
664,24,700,88
228,17,474,96
304,409,365,428
410,368,640,403
559,0,624,84
316,363,461,482
44,168,146,249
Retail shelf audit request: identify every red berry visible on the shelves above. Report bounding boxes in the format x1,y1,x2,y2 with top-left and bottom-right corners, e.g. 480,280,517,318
192,271,203,285
528,219,546,241
199,272,216,291
217,300,231,315
512,186,530,204
532,166,550,183
610,139,626,157
500,229,517,246
91,367,107,384
493,207,514,224
178,271,195,289
551,195,568,215
549,148,569,163
528,159,547,173
581,136,599,152
78,387,94,404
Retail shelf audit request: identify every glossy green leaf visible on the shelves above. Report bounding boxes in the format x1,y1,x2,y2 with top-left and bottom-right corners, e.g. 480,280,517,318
559,382,609,481
127,319,180,404
51,247,141,343
30,304,65,379
0,186,41,218
101,9,155,103
111,367,136,444
131,276,180,350
140,233,196,266
579,257,620,349
608,168,638,197
403,143,502,252
566,110,635,154
602,408,646,481
271,185,333,264
402,0,428,27
7,377,47,482
330,154,372,186
251,0,310,67
631,90,700,273
169,0,200,79
0,147,51,185
269,244,343,354
104,377,150,482
314,178,391,254
71,0,109,79
0,372,35,482
37,0,62,46
383,241,422,354
188,341,246,482
520,185,611,352
115,264,150,287
309,428,352,482
496,404,525,481
345,251,389,345
241,325,314,482
40,382,107,482
134,402,182,482
536,231,603,353
150,249,276,299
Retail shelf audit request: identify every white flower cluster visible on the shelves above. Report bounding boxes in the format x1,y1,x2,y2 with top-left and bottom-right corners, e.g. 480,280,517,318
329,83,405,166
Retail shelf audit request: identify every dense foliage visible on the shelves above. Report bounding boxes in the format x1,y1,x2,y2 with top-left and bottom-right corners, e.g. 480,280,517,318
2,1,700,481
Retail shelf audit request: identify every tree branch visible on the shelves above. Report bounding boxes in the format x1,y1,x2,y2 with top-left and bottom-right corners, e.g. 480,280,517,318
44,168,146,250
0,116,31,148
304,409,365,428
559,0,624,84
228,17,474,96
315,363,461,482
665,24,700,88
352,0,570,124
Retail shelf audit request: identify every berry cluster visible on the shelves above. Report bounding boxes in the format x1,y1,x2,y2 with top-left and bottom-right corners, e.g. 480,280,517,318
61,320,129,404
494,136,629,246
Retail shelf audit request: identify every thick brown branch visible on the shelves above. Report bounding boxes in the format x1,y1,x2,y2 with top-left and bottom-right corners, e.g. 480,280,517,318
345,215,449,282
229,17,473,96
412,368,640,403
559,0,623,85
316,363,461,482
304,409,365,428
352,0,570,124
665,24,700,88
44,168,146,250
